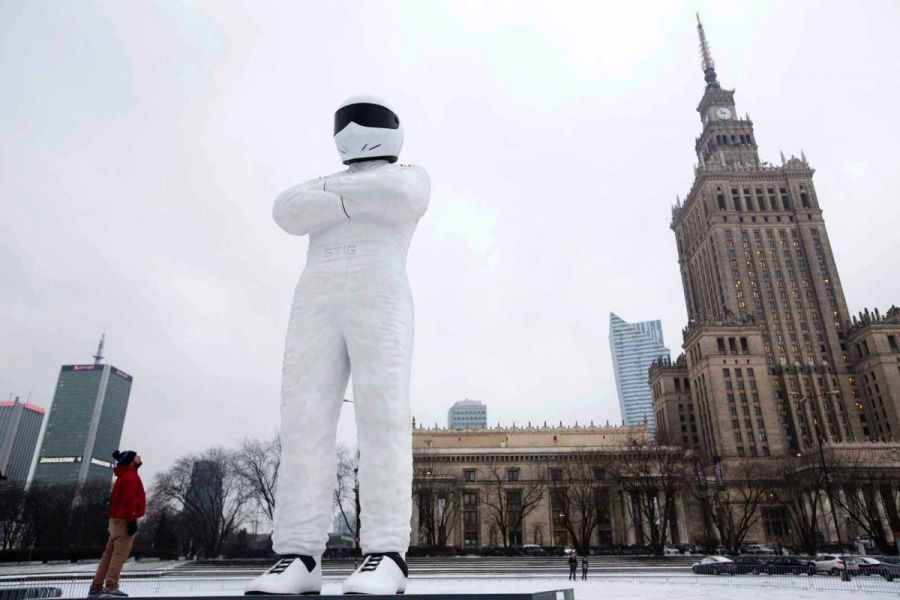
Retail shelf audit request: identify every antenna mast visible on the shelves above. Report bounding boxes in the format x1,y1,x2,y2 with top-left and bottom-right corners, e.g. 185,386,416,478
93,333,106,365
696,14,720,89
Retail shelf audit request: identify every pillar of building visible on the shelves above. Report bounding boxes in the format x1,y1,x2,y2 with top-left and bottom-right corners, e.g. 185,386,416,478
870,485,892,547
410,493,421,547
674,492,688,543
819,489,839,543
618,490,637,545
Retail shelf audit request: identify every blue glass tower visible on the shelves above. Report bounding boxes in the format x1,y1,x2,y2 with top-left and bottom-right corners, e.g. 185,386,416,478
609,313,670,437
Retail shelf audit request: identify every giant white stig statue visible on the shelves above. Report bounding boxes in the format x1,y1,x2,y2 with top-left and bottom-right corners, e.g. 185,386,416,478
246,96,429,596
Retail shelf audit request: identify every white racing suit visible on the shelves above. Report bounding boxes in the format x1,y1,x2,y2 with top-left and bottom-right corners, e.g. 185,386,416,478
271,159,429,557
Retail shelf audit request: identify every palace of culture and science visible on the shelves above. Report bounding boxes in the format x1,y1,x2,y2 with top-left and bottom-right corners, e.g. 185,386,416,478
410,20,900,553
650,19,900,460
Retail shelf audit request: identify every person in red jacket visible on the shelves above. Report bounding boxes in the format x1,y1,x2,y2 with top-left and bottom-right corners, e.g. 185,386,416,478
89,450,146,597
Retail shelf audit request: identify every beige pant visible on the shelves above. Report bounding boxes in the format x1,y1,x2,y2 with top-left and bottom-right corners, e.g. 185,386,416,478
91,518,135,591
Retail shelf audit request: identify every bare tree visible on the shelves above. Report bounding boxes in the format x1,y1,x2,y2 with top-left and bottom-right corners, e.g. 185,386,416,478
0,483,26,550
480,464,546,548
609,440,686,555
20,483,77,550
234,434,280,521
70,482,113,548
775,458,825,555
826,457,896,554
412,459,460,548
548,458,609,555
702,460,773,554
133,503,182,558
153,448,248,558
334,445,360,547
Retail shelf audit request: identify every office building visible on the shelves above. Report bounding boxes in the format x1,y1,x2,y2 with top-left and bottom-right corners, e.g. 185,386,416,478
33,336,134,485
448,399,487,430
609,313,669,436
0,397,45,484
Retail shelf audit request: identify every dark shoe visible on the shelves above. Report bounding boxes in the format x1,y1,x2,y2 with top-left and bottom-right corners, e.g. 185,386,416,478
101,590,129,597
87,588,107,597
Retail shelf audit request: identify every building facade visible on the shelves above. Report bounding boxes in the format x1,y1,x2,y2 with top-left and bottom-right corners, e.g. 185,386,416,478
448,399,487,430
609,313,669,436
411,423,704,550
33,341,134,486
844,307,900,441
0,398,45,484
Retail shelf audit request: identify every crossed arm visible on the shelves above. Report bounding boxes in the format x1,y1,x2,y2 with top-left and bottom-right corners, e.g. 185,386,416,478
272,165,430,236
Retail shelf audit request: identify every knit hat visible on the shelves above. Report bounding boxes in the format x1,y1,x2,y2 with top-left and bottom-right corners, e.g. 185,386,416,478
112,450,137,466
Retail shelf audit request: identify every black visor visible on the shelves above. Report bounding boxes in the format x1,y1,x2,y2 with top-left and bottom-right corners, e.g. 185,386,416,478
334,103,400,135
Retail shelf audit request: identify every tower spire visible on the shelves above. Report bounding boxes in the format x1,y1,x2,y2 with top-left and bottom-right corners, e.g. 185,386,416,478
93,333,105,365
696,14,720,89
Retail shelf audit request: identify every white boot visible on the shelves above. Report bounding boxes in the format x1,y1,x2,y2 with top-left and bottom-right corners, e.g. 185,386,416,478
342,553,408,595
244,555,322,595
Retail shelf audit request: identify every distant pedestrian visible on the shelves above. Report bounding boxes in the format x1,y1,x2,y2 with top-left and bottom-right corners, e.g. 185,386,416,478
581,557,589,580
568,554,578,580
89,450,146,597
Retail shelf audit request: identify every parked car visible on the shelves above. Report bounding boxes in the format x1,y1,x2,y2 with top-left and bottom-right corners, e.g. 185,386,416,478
692,556,735,575
732,556,767,574
742,544,775,554
479,545,505,556
855,556,882,575
664,545,680,555
814,555,861,575
766,556,816,576
873,557,899,582
519,544,547,557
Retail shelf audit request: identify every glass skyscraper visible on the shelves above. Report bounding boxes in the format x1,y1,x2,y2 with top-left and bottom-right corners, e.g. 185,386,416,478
609,313,669,436
33,360,133,486
0,398,45,484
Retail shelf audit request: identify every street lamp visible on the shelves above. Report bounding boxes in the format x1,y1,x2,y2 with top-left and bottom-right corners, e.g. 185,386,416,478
792,390,850,580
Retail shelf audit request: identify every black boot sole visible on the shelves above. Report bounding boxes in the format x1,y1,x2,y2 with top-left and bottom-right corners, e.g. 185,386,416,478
244,593,320,596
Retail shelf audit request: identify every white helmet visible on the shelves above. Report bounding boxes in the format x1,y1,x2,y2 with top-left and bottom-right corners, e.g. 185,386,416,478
333,94,403,165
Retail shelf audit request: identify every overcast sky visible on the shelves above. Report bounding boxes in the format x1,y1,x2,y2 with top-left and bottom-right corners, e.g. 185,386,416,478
2,0,899,484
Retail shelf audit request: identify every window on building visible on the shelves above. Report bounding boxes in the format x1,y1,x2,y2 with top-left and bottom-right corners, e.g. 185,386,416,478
507,468,520,482
464,469,476,482
762,506,791,536
463,491,479,547
550,468,563,481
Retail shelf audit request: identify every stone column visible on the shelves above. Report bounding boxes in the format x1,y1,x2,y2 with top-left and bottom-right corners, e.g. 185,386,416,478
675,492,689,543
410,492,420,547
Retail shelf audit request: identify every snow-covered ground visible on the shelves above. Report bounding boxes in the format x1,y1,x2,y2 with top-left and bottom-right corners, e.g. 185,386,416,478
0,560,892,599
365,579,868,599
0,559,179,576
1,575,885,599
